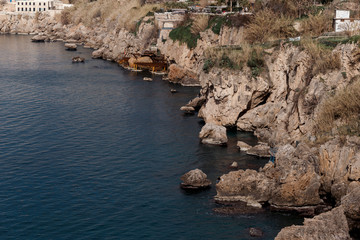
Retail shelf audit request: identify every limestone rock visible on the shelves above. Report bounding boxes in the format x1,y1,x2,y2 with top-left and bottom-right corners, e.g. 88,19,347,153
215,169,276,205
236,141,252,151
31,34,47,42
342,186,360,230
275,207,351,240
180,106,195,114
168,64,199,86
92,48,104,59
246,143,270,158
65,43,77,51
180,169,211,190
199,123,227,145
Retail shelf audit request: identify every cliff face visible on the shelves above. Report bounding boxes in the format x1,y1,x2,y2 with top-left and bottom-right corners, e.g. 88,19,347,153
198,44,360,144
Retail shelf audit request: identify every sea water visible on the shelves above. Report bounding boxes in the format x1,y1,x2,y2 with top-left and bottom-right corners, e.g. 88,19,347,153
0,35,302,240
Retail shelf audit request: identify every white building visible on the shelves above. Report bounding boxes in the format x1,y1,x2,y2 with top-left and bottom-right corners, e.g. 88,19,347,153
16,0,54,13
334,10,360,33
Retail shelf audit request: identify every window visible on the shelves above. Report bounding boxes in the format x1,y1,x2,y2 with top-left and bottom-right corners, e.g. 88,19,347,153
21,2,23,5
17,7,19,10
33,8,35,11
21,7,23,10
29,8,31,11
25,2,27,5
33,2,35,5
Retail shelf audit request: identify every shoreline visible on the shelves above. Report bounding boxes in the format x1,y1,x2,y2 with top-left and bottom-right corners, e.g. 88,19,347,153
2,10,360,238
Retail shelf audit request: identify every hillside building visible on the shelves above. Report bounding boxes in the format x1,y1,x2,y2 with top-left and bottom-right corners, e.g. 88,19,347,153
16,0,54,13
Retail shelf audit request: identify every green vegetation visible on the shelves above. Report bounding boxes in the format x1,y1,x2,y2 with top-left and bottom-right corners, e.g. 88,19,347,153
169,22,200,49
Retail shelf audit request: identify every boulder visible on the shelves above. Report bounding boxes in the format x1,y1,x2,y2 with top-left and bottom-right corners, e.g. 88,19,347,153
186,96,206,109
215,169,276,207
246,143,271,157
230,161,238,169
92,48,104,59
199,123,228,145
65,43,77,51
341,186,360,230
275,207,351,240
180,106,195,114
31,34,47,42
180,169,211,190
236,141,252,151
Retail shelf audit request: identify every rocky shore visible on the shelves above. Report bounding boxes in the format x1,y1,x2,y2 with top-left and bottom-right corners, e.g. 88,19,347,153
2,9,360,239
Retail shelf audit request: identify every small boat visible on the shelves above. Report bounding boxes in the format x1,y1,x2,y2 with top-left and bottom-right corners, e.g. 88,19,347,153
143,77,153,81
170,89,177,93
131,68,143,72
151,71,167,75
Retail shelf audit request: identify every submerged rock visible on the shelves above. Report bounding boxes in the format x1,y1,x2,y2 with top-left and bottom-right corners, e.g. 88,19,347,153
72,56,85,63
199,123,227,145
249,228,264,237
180,169,211,190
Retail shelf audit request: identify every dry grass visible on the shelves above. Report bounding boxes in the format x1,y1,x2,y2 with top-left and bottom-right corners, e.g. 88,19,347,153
245,9,296,44
300,13,333,37
300,38,341,75
315,80,360,137
204,43,253,70
191,15,209,35
63,0,162,31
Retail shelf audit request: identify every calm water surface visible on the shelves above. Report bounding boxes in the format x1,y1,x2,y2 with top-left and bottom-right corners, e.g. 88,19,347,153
0,35,302,239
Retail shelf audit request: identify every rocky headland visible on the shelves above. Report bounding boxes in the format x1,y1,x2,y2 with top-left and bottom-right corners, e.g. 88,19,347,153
2,1,360,238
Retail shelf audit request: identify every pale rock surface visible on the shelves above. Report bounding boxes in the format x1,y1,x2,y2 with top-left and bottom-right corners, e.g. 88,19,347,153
199,123,228,145
275,207,351,240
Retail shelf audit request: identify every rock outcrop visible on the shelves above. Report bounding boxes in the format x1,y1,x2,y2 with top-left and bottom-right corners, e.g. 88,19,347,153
216,143,324,214
275,207,351,240
199,123,228,145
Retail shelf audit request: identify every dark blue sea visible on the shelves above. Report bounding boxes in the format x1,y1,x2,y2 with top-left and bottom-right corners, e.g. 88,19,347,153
0,35,302,239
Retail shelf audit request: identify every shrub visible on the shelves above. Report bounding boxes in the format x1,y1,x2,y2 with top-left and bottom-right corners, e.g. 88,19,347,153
315,80,360,137
300,38,341,75
208,16,226,35
300,13,332,37
245,9,297,44
247,46,265,77
169,23,200,49
60,8,72,25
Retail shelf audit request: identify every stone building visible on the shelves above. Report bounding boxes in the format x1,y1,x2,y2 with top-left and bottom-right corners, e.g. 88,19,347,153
334,9,360,32
15,0,54,12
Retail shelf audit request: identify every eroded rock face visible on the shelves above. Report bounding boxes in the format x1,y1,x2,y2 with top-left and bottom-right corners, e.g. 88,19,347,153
319,137,360,197
215,143,323,212
342,186,360,230
275,207,351,240
199,123,228,145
